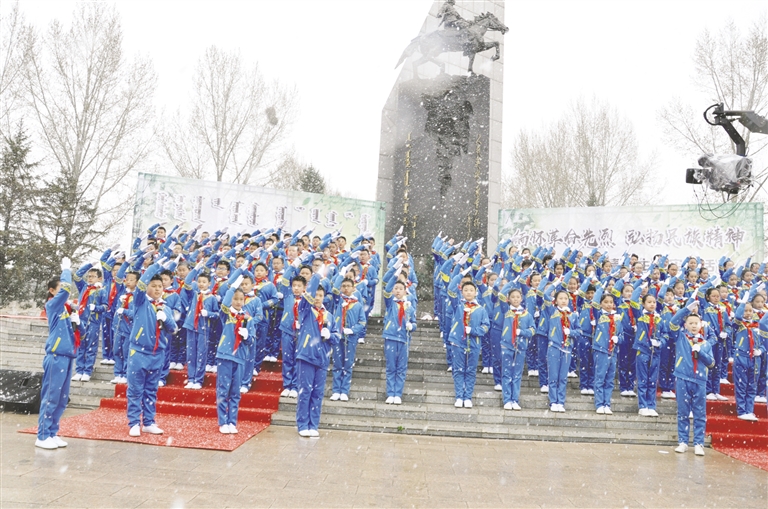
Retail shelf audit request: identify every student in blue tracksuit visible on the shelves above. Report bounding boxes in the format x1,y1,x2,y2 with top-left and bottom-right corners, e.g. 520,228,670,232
591,290,625,414
111,256,143,384
382,275,417,404
181,263,220,389
126,259,178,437
576,279,597,396
699,284,732,401
669,301,716,456
524,272,543,378
295,274,340,437
732,301,762,420
215,276,256,434
36,258,78,450
447,280,490,408
629,285,667,417
72,261,108,381
612,279,638,397
331,277,367,401
658,289,679,399
546,289,581,412
278,262,308,399
500,288,535,410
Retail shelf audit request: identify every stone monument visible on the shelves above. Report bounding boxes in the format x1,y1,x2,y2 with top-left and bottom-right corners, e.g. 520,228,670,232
376,0,506,272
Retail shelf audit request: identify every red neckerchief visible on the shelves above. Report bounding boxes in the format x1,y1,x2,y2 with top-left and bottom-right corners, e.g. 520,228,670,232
570,292,578,312
212,277,224,295
360,264,369,282
342,296,357,329
464,302,477,338
396,300,405,326
647,311,655,340
78,285,97,315
232,311,246,354
625,300,636,327
715,304,724,338
745,321,758,358
194,293,204,328
686,333,704,372
756,309,766,320
122,292,134,323
150,299,162,353
64,301,81,350
293,300,299,330
254,277,267,288
272,272,282,287
723,301,733,315
108,283,117,307
608,312,616,353
560,308,571,347
510,308,521,347
315,306,325,334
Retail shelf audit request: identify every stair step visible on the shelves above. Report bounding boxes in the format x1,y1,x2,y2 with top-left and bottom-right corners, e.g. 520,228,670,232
100,397,274,423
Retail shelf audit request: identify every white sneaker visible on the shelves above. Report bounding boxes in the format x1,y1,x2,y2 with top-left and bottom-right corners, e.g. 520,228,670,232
211,366,217,373
756,396,768,403
557,404,566,412
110,377,120,384
219,425,231,434
661,391,676,399
340,394,349,402
511,402,521,411
528,370,536,377
129,425,141,437
604,407,613,415
35,437,58,449
675,443,688,453
596,406,605,414
639,408,649,416
493,384,502,391
205,365,213,372
239,386,248,394
489,367,493,374
706,393,717,401
357,337,365,344
481,367,490,374
252,369,258,377
728,357,734,363
720,378,731,385
107,359,115,365
689,411,694,418
281,389,290,397
393,396,402,405
715,394,728,401
550,404,558,412
52,436,68,447
447,366,453,372
298,430,311,437
289,390,298,398
157,380,164,387
622,390,636,397
580,389,589,395
463,400,473,408
191,383,202,390
454,399,463,408
386,396,395,404
504,402,513,410
330,393,340,401
184,382,194,389
141,424,163,435
228,424,238,434
168,362,176,370
567,371,578,378
119,377,128,384
100,359,110,365
531,370,539,376
587,389,594,395
540,385,549,393
694,445,705,456
309,429,320,438
737,413,759,421
647,409,659,417
80,374,90,382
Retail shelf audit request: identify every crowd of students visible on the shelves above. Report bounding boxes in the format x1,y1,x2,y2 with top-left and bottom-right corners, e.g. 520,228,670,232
35,224,768,457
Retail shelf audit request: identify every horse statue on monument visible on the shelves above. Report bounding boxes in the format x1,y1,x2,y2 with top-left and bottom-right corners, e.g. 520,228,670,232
396,10,509,76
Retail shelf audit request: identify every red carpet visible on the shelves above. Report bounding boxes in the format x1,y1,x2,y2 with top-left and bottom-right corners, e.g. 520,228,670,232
19,361,284,451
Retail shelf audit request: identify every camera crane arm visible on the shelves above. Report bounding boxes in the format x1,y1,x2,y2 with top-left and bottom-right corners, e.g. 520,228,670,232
704,103,768,156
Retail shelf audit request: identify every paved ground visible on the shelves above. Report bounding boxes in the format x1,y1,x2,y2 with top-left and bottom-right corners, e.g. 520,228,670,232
2,409,766,508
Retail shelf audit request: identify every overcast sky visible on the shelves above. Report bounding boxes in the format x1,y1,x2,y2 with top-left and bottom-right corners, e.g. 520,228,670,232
8,0,768,205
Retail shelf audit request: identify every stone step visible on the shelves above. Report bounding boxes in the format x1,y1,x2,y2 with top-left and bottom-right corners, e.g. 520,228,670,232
269,411,681,446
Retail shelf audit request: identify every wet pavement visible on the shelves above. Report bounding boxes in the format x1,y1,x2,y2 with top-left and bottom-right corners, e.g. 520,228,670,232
2,409,766,508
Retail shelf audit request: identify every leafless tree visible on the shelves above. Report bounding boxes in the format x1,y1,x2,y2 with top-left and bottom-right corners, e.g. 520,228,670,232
659,18,768,203
262,151,306,191
160,46,297,185
23,2,156,243
0,2,33,136
503,98,650,208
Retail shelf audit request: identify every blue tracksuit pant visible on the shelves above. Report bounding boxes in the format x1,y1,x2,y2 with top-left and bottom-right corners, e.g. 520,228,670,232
296,359,326,432
733,352,757,416
216,358,243,426
267,308,283,358
758,354,767,398
526,334,538,372
75,326,99,376
490,327,502,386
281,331,298,391
113,331,129,378
722,335,734,380
333,336,358,395
37,354,73,440
536,334,549,387
126,351,163,428
186,329,208,385
101,316,114,361
547,346,571,406
159,341,171,385
593,350,616,409
170,327,186,365
249,322,268,380
707,340,725,395
443,324,453,368
676,378,707,446
384,339,408,398
636,350,660,410
207,320,222,368
618,334,637,391
481,332,491,368
577,335,594,390
658,341,676,392
450,344,480,400
501,345,526,404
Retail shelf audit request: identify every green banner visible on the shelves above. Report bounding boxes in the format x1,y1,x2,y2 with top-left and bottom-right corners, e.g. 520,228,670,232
499,203,764,263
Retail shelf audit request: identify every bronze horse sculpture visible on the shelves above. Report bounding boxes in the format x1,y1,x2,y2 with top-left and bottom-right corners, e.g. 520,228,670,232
396,12,509,76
